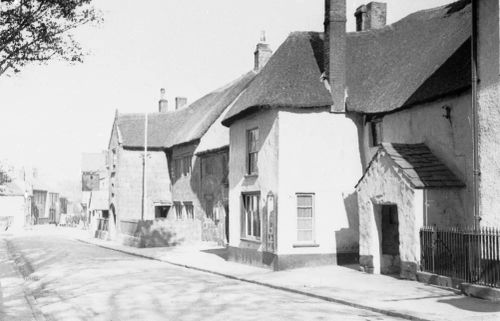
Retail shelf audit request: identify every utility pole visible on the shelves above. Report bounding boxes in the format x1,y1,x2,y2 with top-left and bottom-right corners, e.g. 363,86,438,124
141,112,148,221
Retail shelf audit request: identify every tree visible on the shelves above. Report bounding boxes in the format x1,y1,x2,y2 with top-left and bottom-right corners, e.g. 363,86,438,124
0,0,101,77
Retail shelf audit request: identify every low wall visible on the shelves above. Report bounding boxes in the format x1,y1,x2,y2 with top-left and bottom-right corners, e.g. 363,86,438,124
118,219,201,248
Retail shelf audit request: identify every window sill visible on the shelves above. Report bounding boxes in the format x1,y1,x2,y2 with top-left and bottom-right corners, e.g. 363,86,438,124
293,243,320,248
244,174,258,179
240,238,261,244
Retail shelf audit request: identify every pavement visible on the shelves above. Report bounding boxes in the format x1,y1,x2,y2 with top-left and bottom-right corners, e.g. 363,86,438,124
0,238,43,321
56,226,500,321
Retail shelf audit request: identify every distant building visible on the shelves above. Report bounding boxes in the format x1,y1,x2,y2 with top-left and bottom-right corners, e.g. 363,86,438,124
81,152,109,236
0,181,29,230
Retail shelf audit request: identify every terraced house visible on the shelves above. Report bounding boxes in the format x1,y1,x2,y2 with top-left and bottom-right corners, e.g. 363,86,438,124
219,0,499,277
106,37,272,246
103,0,499,286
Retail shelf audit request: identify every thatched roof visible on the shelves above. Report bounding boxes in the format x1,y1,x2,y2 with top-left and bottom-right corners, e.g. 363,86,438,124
116,71,256,149
356,143,465,189
222,0,471,126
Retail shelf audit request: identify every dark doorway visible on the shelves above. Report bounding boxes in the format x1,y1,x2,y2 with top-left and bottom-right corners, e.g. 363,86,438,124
381,205,400,275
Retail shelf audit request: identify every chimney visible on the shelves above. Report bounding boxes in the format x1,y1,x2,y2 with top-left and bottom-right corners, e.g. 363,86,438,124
324,0,346,112
158,88,168,113
175,97,188,110
355,2,387,32
254,31,273,71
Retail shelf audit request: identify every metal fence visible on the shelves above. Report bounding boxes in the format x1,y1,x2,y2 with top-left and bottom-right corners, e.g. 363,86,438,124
420,226,500,288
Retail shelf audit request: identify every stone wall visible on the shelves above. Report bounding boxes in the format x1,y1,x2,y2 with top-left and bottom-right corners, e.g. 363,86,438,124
114,148,171,223
197,149,229,245
357,152,422,279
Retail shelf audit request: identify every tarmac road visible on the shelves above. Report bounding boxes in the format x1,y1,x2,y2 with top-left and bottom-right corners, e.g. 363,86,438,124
1,233,405,321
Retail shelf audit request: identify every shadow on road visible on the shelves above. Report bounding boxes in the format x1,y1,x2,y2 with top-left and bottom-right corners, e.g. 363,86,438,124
438,297,500,313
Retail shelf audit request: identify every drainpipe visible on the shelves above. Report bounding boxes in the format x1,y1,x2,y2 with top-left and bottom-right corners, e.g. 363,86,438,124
471,0,480,230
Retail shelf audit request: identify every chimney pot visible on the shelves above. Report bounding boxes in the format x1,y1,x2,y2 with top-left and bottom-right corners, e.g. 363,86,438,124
254,31,273,71
175,97,188,110
355,2,387,32
159,88,168,113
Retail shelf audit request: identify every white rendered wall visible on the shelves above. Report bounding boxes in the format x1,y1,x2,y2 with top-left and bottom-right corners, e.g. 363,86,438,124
228,109,279,251
277,110,362,255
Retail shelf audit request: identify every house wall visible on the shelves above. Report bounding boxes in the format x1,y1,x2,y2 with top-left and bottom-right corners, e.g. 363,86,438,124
277,110,362,262
114,148,171,225
32,190,47,219
228,109,279,268
169,143,203,243
362,92,474,226
477,0,500,227
197,149,229,245
0,196,26,230
357,153,422,279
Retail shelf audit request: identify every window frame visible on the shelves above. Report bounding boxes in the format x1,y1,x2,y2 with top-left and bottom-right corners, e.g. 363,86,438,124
241,192,261,241
296,193,315,244
184,202,194,220
154,205,170,219
246,128,259,176
173,202,183,220
369,118,383,147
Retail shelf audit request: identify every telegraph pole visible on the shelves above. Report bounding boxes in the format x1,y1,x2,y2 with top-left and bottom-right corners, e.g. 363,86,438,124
142,112,148,221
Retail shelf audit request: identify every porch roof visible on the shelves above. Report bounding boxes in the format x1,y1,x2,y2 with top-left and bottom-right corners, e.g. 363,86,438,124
356,143,465,189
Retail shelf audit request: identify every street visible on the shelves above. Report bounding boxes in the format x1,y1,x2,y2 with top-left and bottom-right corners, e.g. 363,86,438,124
1,233,404,321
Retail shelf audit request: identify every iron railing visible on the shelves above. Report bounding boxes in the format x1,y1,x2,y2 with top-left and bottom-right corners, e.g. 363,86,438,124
420,226,500,288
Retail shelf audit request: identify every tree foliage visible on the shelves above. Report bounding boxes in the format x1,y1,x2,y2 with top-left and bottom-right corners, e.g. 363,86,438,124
0,0,101,76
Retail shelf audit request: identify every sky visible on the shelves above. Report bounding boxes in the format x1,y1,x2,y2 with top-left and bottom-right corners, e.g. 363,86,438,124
0,0,455,194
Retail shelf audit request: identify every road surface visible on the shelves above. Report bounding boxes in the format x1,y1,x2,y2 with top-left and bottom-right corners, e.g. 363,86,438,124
1,233,404,321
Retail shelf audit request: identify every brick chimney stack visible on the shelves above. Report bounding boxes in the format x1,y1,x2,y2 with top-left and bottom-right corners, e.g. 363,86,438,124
324,0,346,113
175,97,188,110
254,31,273,71
355,2,387,32
158,88,168,113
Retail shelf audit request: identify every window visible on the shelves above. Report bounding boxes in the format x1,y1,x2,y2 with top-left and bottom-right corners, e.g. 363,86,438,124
174,202,183,220
155,206,170,219
370,118,383,147
221,153,229,186
297,194,314,242
246,128,259,175
205,196,214,219
242,193,260,239
184,202,194,220
173,155,193,179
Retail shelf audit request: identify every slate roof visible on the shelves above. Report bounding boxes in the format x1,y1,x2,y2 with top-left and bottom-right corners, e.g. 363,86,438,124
222,0,471,126
357,143,465,189
116,71,256,149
